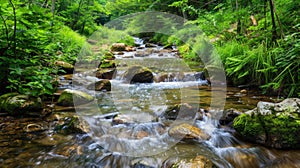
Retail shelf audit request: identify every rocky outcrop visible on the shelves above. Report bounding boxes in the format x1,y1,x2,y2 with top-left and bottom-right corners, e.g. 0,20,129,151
87,79,111,91
123,65,154,84
57,89,94,106
168,123,210,140
0,93,42,115
233,98,300,149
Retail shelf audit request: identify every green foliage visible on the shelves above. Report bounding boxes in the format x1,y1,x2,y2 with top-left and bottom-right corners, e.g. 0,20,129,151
45,26,88,64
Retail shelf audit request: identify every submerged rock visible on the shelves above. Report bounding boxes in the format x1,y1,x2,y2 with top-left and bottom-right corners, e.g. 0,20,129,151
233,98,300,149
57,89,94,106
123,65,154,84
171,155,214,168
87,79,111,91
168,123,210,140
0,93,42,115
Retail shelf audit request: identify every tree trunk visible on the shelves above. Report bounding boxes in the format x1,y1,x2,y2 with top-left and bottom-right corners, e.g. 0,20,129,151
269,0,277,42
8,0,17,58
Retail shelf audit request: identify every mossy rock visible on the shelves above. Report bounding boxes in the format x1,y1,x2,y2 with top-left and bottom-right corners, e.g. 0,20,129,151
111,43,126,51
99,60,116,69
0,93,42,115
101,52,115,61
57,89,94,106
123,65,154,84
233,98,300,149
54,61,74,74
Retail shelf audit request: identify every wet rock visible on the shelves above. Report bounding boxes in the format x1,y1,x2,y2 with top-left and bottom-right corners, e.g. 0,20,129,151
24,123,45,132
0,93,42,115
34,134,71,146
53,114,90,134
123,65,154,84
219,108,241,126
125,46,136,52
194,71,206,81
96,68,116,80
122,55,134,59
135,51,147,57
54,144,83,157
168,123,210,140
54,61,74,74
156,73,176,82
240,89,247,94
171,155,214,168
87,79,111,91
161,103,197,120
145,43,156,48
111,43,126,51
57,89,94,106
233,98,300,149
222,149,260,168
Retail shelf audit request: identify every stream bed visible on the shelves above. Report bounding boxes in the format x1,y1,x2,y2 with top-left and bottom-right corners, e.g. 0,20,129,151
1,40,300,168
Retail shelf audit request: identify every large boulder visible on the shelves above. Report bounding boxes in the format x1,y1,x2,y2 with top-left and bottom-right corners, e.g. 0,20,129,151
111,43,126,51
96,68,116,80
168,123,210,140
87,79,111,91
0,93,42,115
233,98,300,149
57,89,94,106
123,65,154,84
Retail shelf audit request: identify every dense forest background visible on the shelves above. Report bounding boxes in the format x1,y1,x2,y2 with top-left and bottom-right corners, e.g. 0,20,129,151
0,0,299,98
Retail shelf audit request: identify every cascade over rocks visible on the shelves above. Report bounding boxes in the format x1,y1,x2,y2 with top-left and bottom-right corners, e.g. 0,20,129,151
233,98,300,149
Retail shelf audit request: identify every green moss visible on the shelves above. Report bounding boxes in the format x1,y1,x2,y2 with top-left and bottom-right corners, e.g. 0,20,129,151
99,60,116,68
262,114,300,147
234,111,300,148
0,93,42,115
233,113,265,139
101,52,115,61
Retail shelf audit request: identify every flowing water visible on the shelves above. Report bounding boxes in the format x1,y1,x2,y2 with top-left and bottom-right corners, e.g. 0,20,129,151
1,40,300,168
